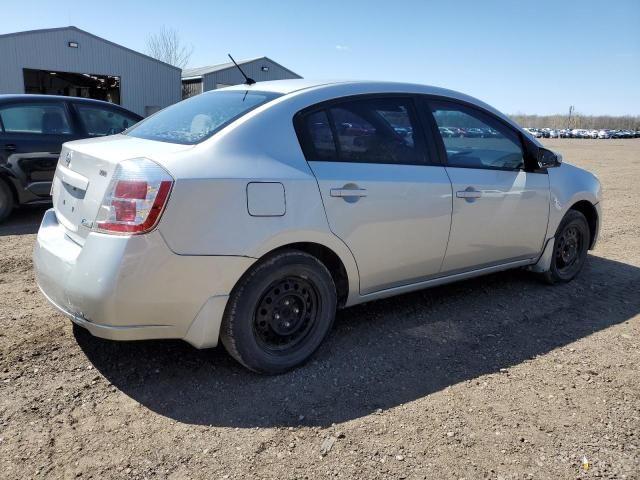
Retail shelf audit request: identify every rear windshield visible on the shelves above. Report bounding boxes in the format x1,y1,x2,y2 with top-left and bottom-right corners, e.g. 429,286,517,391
126,90,281,145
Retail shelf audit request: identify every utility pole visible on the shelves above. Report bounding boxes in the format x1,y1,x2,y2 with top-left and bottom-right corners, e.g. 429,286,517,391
567,105,574,130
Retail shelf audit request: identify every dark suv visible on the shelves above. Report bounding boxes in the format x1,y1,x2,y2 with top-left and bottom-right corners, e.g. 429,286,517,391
0,95,142,222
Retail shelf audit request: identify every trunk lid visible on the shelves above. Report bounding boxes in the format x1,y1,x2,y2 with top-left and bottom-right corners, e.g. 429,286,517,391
52,135,191,244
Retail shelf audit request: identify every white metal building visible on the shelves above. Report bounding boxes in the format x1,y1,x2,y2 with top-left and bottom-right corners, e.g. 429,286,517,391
0,26,182,116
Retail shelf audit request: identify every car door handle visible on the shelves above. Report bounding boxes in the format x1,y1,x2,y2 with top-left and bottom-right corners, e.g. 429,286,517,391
456,188,482,203
330,187,368,198
4,144,16,152
456,189,482,199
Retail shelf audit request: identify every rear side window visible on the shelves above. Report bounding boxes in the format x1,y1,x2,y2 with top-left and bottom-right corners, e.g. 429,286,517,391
429,100,524,170
126,90,281,145
0,103,71,135
299,97,425,165
76,105,140,136
304,110,337,160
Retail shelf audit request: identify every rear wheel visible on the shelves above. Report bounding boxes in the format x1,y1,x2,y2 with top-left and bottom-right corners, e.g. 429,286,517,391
0,179,14,223
220,250,337,374
544,210,590,284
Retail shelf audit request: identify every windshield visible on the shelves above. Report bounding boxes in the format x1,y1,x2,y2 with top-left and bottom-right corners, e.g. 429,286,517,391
126,90,281,145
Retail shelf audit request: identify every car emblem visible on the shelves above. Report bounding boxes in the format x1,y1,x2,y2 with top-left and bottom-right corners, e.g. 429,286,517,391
64,151,72,165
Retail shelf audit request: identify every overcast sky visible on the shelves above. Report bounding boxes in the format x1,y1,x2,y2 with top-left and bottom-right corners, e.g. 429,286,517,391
2,0,639,116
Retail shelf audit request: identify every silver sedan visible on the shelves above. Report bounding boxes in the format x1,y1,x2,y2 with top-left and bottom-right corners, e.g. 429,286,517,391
34,80,602,373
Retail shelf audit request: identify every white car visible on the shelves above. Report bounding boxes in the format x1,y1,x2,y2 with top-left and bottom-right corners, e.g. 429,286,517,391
598,130,610,139
33,80,602,373
524,128,542,138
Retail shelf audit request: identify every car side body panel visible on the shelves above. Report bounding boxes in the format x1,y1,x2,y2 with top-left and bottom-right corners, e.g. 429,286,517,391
546,161,602,243
32,80,603,352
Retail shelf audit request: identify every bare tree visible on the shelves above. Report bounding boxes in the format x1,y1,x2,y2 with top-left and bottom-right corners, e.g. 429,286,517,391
146,26,193,69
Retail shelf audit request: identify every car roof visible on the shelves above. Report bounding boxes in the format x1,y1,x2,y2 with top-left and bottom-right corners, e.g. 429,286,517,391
218,79,527,137
0,94,141,115
221,79,480,100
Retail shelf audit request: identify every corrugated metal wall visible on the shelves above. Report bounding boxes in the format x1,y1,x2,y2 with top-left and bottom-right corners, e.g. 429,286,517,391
0,28,182,116
202,58,301,91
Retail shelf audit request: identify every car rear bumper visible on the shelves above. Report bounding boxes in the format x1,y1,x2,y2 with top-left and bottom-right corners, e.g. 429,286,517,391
33,208,255,348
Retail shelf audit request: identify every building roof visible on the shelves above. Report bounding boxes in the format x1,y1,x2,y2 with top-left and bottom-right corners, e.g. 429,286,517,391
0,26,181,71
182,56,301,79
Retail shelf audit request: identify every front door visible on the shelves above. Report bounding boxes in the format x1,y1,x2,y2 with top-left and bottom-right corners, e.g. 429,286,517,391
426,99,549,272
298,96,452,294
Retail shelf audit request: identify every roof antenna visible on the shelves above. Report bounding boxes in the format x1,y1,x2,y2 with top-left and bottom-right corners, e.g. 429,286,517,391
228,54,256,85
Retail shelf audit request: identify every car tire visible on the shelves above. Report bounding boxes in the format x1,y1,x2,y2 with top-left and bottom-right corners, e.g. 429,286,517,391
220,250,337,374
0,179,15,223
543,210,590,285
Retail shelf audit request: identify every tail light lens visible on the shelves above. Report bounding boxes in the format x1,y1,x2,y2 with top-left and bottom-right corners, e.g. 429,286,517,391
94,158,173,234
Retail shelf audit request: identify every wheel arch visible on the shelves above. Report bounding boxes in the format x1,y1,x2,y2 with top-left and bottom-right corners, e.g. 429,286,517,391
568,200,599,250
250,236,360,308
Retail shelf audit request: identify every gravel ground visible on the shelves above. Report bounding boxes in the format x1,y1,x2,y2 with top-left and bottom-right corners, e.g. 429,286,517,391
1,139,639,479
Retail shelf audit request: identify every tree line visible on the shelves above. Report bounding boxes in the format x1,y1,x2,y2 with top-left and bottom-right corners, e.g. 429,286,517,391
509,113,640,130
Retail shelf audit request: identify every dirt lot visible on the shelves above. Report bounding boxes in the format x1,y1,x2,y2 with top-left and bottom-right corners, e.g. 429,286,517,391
1,139,639,479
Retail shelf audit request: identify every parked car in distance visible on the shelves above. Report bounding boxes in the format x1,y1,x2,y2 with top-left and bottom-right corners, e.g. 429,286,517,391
559,129,568,138
34,80,602,374
549,129,559,138
598,129,610,139
438,126,453,137
464,127,484,138
524,128,542,138
0,95,142,222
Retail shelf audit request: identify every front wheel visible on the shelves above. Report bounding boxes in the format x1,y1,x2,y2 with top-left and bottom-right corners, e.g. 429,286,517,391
220,250,337,374
544,210,590,284
0,179,14,223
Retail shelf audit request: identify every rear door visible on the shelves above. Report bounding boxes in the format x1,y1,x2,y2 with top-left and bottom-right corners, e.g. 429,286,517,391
0,101,78,200
424,98,549,272
297,95,453,294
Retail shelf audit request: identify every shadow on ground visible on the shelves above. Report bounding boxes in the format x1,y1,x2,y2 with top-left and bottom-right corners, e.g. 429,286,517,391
0,206,47,237
77,255,640,428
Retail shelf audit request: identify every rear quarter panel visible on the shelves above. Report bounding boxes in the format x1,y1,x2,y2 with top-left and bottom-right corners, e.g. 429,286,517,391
155,94,361,304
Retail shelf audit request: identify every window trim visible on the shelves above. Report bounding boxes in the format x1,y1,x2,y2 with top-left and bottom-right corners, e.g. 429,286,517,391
293,93,437,166
0,101,74,137
418,95,541,173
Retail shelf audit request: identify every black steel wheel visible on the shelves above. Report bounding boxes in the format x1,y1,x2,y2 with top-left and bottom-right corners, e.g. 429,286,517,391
221,250,337,374
253,276,320,353
544,210,590,284
0,179,14,223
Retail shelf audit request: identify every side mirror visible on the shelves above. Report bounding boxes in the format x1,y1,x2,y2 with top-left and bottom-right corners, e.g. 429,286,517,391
537,147,562,168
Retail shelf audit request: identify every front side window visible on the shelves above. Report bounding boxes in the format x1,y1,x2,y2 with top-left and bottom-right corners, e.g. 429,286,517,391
0,103,71,135
430,101,524,170
76,105,140,136
299,97,425,165
126,90,281,145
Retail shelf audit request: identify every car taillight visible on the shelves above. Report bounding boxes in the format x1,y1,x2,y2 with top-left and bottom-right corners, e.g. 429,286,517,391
94,158,173,235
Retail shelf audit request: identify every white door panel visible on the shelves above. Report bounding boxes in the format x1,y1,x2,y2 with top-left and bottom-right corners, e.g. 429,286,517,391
442,168,549,272
309,161,452,294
